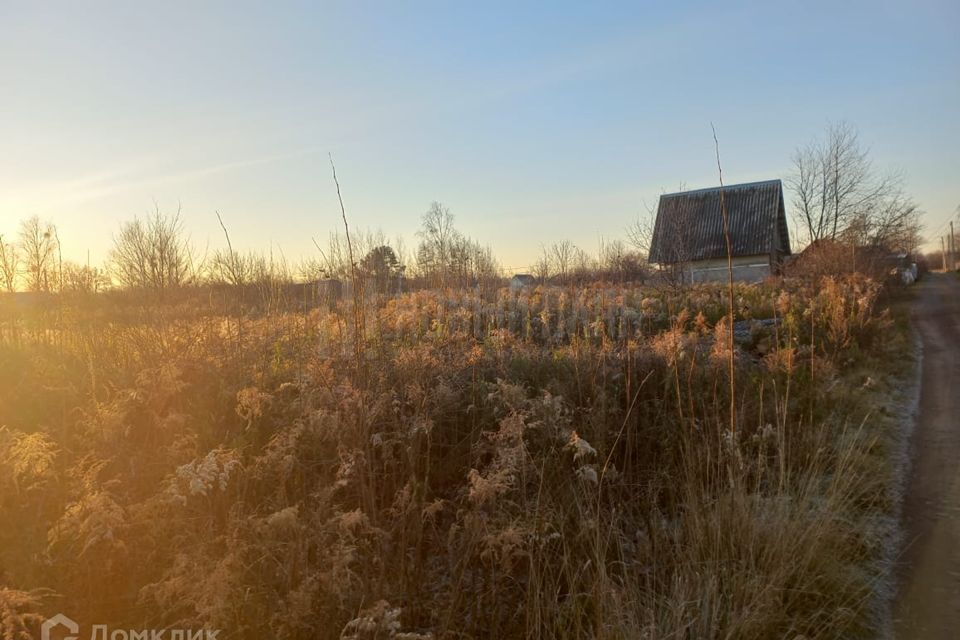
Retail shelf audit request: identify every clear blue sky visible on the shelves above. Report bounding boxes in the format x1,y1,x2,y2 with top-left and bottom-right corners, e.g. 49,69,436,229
1,1,957,270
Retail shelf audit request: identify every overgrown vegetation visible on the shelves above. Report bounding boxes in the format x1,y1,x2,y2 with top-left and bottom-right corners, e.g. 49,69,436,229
0,269,911,638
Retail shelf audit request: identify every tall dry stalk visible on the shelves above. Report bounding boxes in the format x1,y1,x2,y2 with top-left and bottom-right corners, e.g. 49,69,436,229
712,124,737,437
329,154,366,380
215,210,246,362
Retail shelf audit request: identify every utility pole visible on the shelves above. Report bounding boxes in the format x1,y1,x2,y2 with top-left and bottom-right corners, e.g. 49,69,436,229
941,237,948,271
950,220,957,271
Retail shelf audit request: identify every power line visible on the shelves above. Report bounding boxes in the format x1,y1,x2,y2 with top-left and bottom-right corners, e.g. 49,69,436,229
928,210,957,238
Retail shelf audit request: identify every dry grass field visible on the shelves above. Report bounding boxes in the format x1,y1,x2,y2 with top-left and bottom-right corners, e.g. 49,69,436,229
0,274,914,639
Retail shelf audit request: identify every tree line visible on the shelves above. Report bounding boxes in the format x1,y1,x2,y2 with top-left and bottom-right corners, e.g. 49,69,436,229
0,122,930,296
0,198,658,299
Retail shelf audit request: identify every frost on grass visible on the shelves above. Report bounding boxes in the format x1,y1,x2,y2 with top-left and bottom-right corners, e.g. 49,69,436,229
0,275,901,639
167,448,241,504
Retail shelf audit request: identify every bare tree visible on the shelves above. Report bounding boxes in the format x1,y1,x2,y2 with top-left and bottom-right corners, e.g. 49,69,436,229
651,209,694,287
0,234,19,292
532,241,580,285
531,253,552,283
630,189,693,288
18,216,58,292
788,122,909,247
416,202,457,288
414,202,499,288
598,238,646,283
626,189,684,259
110,206,194,292
61,262,109,295
532,239,645,285
211,210,262,288
569,245,595,283
453,236,500,287
211,250,263,287
548,240,577,283
843,188,921,252
625,209,655,259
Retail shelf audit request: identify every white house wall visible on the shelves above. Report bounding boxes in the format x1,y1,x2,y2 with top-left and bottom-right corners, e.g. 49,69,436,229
689,255,771,283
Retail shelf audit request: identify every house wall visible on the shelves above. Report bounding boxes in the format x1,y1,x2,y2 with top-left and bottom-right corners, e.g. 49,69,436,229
689,255,772,283
509,277,535,290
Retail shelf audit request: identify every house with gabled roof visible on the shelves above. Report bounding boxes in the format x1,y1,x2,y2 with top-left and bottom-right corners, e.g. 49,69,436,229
648,179,791,283
509,273,537,290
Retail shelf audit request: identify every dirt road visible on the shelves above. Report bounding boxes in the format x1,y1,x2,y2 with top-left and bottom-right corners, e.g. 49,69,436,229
894,272,960,639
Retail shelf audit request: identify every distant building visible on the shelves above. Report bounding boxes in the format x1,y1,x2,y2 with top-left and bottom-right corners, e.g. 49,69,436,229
509,274,537,290
315,279,343,304
293,278,342,309
648,179,791,283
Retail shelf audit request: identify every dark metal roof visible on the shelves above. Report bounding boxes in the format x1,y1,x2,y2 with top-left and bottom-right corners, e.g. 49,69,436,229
648,179,791,264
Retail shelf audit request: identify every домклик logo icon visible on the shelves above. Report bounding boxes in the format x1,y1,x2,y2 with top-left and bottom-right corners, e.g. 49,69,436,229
41,613,79,640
